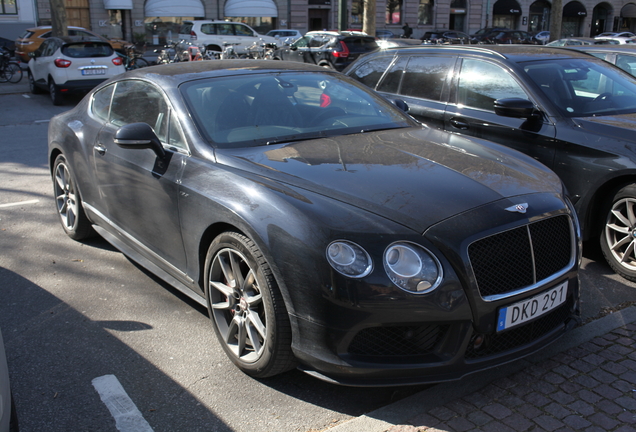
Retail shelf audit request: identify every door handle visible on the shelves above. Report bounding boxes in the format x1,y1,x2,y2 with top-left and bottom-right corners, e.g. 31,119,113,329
94,144,106,155
450,118,469,130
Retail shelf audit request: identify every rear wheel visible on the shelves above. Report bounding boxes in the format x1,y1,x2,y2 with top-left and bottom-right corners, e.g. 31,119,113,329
28,72,42,94
7,63,22,83
204,231,295,377
53,154,94,240
49,80,63,106
129,57,150,69
0,64,11,83
600,183,636,282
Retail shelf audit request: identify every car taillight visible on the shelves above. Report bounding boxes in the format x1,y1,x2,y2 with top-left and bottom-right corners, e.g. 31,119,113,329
332,41,349,58
54,58,71,68
112,57,123,66
191,31,197,40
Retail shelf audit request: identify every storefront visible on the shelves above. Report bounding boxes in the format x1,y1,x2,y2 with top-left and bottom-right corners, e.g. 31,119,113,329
492,0,521,29
562,0,587,37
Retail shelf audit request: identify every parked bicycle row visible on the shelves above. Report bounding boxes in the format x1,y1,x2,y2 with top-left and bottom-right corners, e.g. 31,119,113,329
153,39,277,64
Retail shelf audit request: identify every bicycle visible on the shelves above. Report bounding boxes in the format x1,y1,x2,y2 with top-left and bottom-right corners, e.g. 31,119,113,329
154,40,189,64
244,39,276,60
0,47,23,83
219,42,241,59
117,45,150,70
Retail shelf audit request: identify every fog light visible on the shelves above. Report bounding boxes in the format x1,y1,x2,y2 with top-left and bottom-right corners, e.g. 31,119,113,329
473,334,485,350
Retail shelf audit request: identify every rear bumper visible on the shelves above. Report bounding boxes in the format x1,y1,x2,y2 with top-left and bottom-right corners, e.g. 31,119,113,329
58,78,107,93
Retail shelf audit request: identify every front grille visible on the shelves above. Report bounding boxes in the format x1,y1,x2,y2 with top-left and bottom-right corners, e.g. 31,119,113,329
465,297,573,359
347,324,449,357
468,215,572,298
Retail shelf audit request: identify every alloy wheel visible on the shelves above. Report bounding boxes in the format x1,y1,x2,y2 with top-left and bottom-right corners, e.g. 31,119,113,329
604,197,636,271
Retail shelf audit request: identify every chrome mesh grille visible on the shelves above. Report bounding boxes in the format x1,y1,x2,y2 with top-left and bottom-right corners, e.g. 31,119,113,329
468,215,572,298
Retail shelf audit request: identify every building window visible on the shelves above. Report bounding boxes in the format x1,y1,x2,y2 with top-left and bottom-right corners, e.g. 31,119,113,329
386,0,402,24
352,0,361,24
1,0,17,14
418,0,433,25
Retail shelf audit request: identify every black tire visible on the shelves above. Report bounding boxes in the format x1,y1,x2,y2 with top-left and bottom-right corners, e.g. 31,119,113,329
204,231,296,378
318,60,335,70
0,65,11,83
28,72,42,94
9,392,18,432
600,183,636,282
49,80,63,106
52,155,94,240
129,57,150,69
7,63,22,83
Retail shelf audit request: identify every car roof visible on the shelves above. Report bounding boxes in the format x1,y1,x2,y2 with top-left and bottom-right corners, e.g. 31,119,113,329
27,26,86,32
373,45,596,63
120,59,338,86
569,44,636,53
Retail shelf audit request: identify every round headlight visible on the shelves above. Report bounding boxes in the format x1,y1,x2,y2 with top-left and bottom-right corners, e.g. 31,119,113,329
326,240,373,278
384,242,443,294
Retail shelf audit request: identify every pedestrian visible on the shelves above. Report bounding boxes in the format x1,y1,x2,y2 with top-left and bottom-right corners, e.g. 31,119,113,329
402,23,413,38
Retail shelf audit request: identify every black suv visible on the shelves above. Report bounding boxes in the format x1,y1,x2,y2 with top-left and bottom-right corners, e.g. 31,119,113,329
271,31,378,71
345,45,636,281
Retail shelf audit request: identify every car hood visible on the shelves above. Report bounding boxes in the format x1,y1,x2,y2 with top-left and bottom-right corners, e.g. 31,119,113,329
574,112,636,141
216,127,560,233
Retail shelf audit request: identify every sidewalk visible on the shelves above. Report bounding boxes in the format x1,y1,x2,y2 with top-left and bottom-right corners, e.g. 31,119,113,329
330,306,636,432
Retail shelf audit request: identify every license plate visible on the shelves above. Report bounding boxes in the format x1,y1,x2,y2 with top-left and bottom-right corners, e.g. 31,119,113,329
81,68,106,76
496,281,568,332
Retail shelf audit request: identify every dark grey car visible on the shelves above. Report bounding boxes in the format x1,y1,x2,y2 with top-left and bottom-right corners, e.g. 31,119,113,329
345,45,636,282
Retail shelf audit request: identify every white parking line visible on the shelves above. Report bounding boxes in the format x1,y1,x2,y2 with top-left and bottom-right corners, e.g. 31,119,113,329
92,374,154,432
0,199,40,208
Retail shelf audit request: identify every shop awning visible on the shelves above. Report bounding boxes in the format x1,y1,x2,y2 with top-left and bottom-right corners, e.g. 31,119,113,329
622,3,636,18
224,0,278,17
145,0,204,17
493,0,521,15
103,0,132,9
563,1,587,17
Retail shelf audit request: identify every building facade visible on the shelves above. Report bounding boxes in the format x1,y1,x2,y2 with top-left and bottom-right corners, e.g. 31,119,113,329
3,0,636,45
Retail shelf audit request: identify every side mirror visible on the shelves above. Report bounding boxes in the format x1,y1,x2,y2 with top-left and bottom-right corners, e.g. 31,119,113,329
114,122,166,159
494,98,538,119
391,99,409,112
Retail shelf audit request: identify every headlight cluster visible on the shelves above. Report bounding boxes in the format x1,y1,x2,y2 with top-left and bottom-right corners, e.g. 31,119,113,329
326,240,443,294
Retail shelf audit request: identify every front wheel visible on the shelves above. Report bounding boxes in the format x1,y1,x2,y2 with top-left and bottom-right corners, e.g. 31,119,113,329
28,72,42,94
53,155,94,240
204,232,295,378
600,183,636,281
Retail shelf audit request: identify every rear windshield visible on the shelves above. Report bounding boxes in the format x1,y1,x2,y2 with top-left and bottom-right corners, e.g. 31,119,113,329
343,37,379,52
179,22,193,34
62,42,113,58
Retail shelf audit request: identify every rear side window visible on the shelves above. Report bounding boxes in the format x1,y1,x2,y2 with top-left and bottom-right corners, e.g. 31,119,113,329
349,57,394,89
92,84,115,121
200,23,217,34
200,23,217,35
62,43,113,58
400,56,454,101
20,30,35,38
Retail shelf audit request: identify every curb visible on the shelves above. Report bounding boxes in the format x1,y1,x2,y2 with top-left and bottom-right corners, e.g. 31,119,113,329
327,306,636,432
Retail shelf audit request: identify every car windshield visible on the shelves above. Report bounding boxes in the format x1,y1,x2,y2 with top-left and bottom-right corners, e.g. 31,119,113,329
181,71,413,148
523,58,636,117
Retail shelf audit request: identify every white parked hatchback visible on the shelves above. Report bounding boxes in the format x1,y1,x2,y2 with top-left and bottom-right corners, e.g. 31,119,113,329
178,20,279,54
27,36,125,105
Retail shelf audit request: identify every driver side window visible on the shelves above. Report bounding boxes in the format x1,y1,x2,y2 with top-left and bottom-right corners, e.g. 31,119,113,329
457,59,528,111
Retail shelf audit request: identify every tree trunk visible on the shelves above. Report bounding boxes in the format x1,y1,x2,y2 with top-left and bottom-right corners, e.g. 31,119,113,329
50,0,69,37
548,0,562,42
362,0,376,37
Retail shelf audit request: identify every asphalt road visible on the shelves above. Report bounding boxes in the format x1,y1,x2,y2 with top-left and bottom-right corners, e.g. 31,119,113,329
1,89,636,432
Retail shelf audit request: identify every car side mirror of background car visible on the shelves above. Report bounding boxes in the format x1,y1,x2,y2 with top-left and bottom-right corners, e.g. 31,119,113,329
391,99,409,112
494,98,539,119
114,122,166,159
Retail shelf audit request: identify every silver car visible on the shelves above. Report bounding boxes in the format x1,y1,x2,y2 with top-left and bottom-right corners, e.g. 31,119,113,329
0,328,17,432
